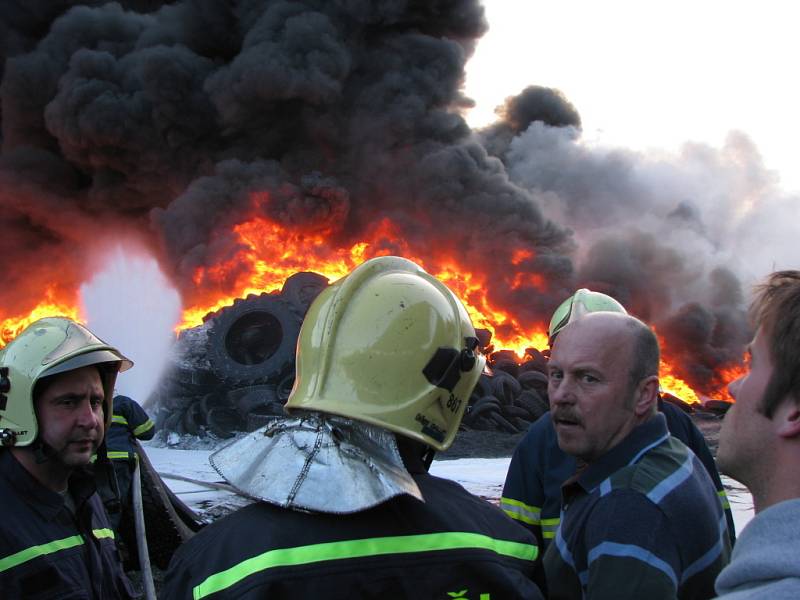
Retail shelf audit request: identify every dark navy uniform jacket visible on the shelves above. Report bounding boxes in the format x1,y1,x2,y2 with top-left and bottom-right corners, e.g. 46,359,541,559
0,450,136,599
163,454,545,600
502,398,735,551
106,395,155,462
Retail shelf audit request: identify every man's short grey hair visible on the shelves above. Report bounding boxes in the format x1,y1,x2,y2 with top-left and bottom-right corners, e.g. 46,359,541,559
625,317,660,392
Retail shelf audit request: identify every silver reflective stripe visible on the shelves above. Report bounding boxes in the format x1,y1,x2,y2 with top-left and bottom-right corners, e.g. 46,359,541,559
500,497,541,526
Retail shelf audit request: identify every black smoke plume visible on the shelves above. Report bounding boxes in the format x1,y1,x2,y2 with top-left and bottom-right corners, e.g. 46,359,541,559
4,0,783,396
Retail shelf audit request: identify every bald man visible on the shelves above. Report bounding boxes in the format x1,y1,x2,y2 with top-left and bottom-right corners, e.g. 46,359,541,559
542,312,730,600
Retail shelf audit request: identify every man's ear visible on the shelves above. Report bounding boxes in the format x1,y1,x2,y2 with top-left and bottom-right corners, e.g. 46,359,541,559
633,376,660,417
776,397,800,439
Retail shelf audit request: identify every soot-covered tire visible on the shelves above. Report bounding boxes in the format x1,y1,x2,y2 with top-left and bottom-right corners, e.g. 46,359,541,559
280,272,329,316
206,294,301,386
226,384,279,416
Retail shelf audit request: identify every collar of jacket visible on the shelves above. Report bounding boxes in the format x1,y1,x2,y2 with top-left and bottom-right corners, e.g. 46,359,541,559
0,449,97,521
563,412,669,499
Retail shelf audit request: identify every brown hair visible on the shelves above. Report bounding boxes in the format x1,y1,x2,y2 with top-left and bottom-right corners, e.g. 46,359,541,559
750,270,800,417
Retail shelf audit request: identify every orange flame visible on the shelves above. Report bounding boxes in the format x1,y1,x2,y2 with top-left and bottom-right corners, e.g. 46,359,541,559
0,215,745,406
708,363,748,402
178,215,550,357
659,359,700,404
0,288,82,348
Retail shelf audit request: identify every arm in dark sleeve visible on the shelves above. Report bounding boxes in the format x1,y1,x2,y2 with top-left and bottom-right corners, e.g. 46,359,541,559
161,544,197,600
661,401,736,545
501,420,546,544
114,395,156,441
684,420,736,545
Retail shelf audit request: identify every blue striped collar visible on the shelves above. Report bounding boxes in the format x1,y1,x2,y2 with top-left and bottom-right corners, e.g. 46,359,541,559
565,413,669,497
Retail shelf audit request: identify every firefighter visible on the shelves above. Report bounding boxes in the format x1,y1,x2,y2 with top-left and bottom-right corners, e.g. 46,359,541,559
163,256,544,600
0,317,137,599
105,393,155,534
501,288,735,562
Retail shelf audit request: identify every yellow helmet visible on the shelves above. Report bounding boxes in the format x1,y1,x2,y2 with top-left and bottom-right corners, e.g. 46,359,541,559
285,256,485,451
548,288,627,346
0,317,132,447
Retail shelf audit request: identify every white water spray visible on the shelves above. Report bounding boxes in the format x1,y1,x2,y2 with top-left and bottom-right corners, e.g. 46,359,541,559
80,246,181,407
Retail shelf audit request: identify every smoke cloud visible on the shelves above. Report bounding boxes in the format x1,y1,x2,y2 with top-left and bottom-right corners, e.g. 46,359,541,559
4,0,791,395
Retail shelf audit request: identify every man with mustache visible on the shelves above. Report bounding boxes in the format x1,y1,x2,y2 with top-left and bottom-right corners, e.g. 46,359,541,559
0,317,136,599
501,289,734,559
714,271,800,599
542,312,730,599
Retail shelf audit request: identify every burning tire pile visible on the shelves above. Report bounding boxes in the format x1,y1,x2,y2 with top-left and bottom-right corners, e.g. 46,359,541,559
151,273,557,439
150,272,328,438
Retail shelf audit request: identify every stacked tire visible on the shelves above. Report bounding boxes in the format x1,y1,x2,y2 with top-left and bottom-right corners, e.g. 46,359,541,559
152,273,328,438
461,349,551,434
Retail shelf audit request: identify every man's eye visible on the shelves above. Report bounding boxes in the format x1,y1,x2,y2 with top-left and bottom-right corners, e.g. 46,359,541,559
581,374,599,383
90,398,103,408
549,370,563,381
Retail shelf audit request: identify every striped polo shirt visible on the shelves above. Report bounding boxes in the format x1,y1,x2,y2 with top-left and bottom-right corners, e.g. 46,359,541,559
543,413,731,599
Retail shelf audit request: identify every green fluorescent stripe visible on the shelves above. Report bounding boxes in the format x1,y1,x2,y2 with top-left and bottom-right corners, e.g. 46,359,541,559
0,535,84,573
542,531,556,539
193,532,538,600
93,528,115,540
133,420,154,436
107,451,138,461
112,415,129,425
718,490,731,510
500,497,541,525
540,518,560,526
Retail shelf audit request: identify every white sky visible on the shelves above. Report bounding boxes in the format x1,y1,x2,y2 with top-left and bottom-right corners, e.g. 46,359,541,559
464,1,800,192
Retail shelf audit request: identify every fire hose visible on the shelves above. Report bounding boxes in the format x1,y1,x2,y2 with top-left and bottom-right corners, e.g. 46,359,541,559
132,461,157,600
157,472,239,494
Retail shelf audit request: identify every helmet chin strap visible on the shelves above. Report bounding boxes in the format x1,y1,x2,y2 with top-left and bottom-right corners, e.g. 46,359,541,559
32,437,59,464
31,435,121,512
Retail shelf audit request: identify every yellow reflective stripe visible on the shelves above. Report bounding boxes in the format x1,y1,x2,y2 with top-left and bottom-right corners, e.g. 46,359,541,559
0,535,83,573
193,532,538,600
107,451,138,461
541,517,560,539
718,489,731,510
112,414,129,426
540,517,560,539
500,497,541,526
133,419,154,437
93,528,115,540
